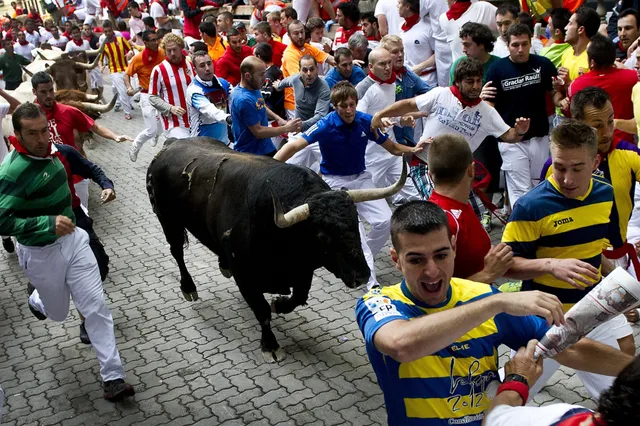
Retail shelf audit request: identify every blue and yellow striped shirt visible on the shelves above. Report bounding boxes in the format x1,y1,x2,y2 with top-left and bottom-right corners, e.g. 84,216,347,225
355,279,548,426
502,176,614,309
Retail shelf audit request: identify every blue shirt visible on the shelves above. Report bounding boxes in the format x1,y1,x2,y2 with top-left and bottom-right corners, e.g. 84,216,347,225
230,86,276,155
187,76,231,143
324,66,367,89
301,111,388,176
356,280,549,426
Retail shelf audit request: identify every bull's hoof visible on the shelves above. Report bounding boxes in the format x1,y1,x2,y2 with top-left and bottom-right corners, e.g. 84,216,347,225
182,290,199,301
261,348,286,363
220,268,233,279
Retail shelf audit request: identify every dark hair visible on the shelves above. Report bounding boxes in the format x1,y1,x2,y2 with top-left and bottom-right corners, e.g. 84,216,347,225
227,27,241,38
549,7,572,38
550,119,598,157
453,57,484,83
199,21,217,37
518,12,535,32
254,42,273,62
337,2,361,23
306,17,325,30
587,33,616,68
117,20,127,31
334,47,353,63
102,20,113,29
143,16,155,27
402,0,420,15
330,81,358,107
70,24,81,33
496,3,520,18
128,1,140,9
570,86,611,120
597,354,640,425
299,54,317,67
390,201,451,250
140,30,156,42
192,49,210,63
575,5,601,38
283,6,297,20
361,11,377,26
619,8,639,28
31,71,53,89
427,134,473,185
459,22,495,53
506,23,532,44
12,102,46,133
218,11,233,22
254,21,272,37
190,41,208,54
157,28,171,39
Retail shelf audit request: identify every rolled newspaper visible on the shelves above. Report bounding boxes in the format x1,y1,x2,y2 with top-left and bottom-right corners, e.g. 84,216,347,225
534,267,640,359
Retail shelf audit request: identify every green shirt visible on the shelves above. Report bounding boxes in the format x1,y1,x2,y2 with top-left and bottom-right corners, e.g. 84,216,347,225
449,54,500,86
540,42,571,68
0,53,31,83
0,150,75,247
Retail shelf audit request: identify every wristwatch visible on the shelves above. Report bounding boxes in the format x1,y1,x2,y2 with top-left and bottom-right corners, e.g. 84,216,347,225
503,373,529,388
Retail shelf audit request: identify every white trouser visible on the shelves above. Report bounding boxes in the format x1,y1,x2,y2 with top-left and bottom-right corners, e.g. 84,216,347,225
292,0,311,22
74,179,90,215
286,136,321,174
528,315,628,400
16,229,126,382
499,136,550,209
133,93,162,150
165,126,190,139
111,72,132,115
89,67,103,89
434,39,452,87
366,150,421,205
323,172,393,289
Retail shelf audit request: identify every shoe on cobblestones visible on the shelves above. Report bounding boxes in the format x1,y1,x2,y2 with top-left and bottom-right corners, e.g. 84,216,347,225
2,237,14,253
103,379,135,402
79,321,91,344
27,283,47,320
151,136,159,147
129,145,139,162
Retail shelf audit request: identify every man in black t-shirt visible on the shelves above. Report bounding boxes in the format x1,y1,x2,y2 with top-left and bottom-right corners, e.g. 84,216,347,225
484,24,563,210
255,42,285,119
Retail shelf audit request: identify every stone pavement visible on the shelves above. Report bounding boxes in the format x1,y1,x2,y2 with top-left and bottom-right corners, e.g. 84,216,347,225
0,81,638,426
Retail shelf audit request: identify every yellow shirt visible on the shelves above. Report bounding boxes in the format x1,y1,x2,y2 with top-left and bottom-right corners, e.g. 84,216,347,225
632,82,640,135
561,48,589,82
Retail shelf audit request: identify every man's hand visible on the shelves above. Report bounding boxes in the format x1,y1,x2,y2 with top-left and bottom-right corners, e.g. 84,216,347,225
556,97,570,111
547,258,599,289
170,105,186,116
495,290,566,326
482,243,514,281
55,215,75,236
411,138,430,154
399,115,416,128
614,59,627,69
352,59,364,67
201,5,215,11
284,118,302,133
480,81,496,101
371,112,385,130
556,67,569,85
100,188,116,204
505,339,544,387
126,87,135,96
514,117,530,136
114,135,132,143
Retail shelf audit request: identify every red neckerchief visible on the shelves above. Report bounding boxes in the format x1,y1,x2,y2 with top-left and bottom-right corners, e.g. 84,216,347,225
396,66,407,75
368,70,396,85
152,0,168,14
555,38,565,44
341,25,360,42
72,37,83,46
553,411,606,426
18,39,28,46
367,34,381,42
8,135,53,159
62,31,70,38
446,0,472,20
401,14,420,32
450,85,481,107
142,47,159,64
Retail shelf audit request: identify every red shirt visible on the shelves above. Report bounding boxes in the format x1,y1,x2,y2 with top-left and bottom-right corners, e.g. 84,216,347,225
568,67,638,143
268,38,287,68
215,45,254,86
428,191,491,279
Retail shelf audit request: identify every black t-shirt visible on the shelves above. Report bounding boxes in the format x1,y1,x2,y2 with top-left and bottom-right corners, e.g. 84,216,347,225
263,64,285,118
486,54,557,139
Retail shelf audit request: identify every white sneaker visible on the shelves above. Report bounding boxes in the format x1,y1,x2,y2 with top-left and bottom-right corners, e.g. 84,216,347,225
151,136,159,148
129,145,139,162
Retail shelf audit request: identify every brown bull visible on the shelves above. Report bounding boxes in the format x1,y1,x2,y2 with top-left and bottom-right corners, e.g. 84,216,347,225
33,43,105,92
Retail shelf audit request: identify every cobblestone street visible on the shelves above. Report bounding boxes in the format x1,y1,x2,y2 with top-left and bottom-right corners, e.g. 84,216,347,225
0,82,638,426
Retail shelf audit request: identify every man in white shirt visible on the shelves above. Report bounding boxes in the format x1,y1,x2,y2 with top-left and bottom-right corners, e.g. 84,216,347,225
84,0,102,25
420,0,451,87
48,26,69,50
439,0,497,62
39,19,55,43
399,0,437,87
127,1,149,45
65,25,92,52
24,18,40,47
492,3,537,58
150,0,172,30
375,0,402,37
332,2,363,51
357,48,421,204
14,32,35,61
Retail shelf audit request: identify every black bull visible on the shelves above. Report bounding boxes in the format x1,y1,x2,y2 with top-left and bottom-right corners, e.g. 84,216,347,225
146,137,407,362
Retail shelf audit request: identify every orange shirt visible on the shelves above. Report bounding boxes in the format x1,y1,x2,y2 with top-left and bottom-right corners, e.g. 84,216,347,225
207,37,226,62
126,48,166,91
281,43,329,111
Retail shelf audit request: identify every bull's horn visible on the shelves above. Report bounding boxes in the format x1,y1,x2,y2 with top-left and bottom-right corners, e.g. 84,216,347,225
37,51,51,60
78,42,106,70
270,186,310,228
21,66,34,77
84,93,100,101
347,161,407,203
79,94,118,113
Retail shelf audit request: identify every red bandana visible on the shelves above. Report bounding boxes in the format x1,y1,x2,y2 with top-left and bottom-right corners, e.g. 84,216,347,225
18,39,28,46
367,34,381,42
341,25,360,42
450,85,481,108
142,47,158,64
401,14,420,32
446,0,472,20
72,38,83,46
368,70,396,85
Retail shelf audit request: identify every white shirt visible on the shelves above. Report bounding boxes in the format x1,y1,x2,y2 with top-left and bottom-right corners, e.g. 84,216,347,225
375,0,402,36
65,39,92,52
484,404,591,426
439,1,497,62
400,19,437,86
129,13,150,44
357,80,397,161
150,2,171,30
421,0,448,42
415,87,510,157
40,29,53,42
493,37,538,58
49,35,69,50
282,33,291,45
24,30,40,47
14,43,35,61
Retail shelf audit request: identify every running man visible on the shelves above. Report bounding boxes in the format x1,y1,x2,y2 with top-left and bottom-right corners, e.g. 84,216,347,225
100,20,133,120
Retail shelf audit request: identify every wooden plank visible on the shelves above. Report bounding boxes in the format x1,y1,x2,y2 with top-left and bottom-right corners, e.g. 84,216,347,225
234,5,254,17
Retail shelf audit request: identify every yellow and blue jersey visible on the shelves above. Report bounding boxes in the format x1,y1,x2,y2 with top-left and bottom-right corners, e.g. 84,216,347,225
355,279,549,426
541,142,640,248
502,175,614,310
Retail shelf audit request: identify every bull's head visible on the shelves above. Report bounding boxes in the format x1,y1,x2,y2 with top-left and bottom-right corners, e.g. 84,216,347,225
271,162,408,288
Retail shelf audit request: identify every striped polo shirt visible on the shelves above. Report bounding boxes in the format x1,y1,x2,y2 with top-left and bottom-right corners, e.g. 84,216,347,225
356,280,548,426
149,59,195,130
502,175,614,309
101,36,131,73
